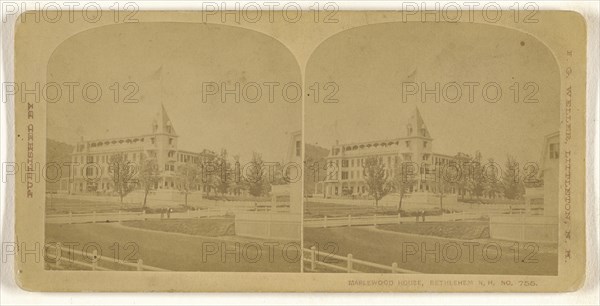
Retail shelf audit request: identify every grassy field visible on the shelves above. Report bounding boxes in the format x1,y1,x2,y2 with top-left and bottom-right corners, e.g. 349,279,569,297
377,222,490,240
304,226,557,275
304,201,398,218
46,196,141,214
46,222,300,272
122,217,235,237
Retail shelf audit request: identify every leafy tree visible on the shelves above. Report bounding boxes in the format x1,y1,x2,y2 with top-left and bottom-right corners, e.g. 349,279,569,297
216,149,232,196
362,156,390,207
435,163,459,211
502,155,526,199
246,152,269,197
482,158,503,199
138,156,160,209
176,162,200,207
466,151,486,200
388,162,417,212
230,154,245,196
108,154,137,205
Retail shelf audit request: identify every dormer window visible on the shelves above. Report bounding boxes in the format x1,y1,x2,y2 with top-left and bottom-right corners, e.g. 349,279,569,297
549,143,559,159
407,124,413,136
295,140,301,157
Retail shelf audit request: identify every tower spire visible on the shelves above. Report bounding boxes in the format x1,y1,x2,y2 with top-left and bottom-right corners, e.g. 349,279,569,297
405,107,430,138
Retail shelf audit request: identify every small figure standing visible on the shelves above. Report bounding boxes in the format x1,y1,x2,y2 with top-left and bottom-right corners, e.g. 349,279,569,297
167,208,171,219
421,210,425,222
160,209,165,220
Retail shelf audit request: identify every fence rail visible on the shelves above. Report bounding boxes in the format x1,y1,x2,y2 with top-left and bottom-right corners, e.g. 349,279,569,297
302,246,419,273
304,211,491,228
47,243,167,271
46,206,292,224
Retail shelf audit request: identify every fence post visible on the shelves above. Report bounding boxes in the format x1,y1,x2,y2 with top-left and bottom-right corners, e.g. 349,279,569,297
347,254,353,272
397,213,401,224
55,243,62,268
137,259,143,271
68,211,73,224
92,211,96,223
373,214,377,226
392,262,398,273
310,246,316,271
92,249,98,271
323,216,328,228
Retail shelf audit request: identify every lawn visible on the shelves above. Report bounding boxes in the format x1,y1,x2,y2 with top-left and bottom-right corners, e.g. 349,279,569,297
304,226,557,275
304,201,398,218
121,217,235,237
46,222,301,272
377,222,490,240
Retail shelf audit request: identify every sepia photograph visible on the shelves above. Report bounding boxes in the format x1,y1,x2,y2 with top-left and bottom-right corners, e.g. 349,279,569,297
7,7,590,295
43,22,302,272
303,22,560,275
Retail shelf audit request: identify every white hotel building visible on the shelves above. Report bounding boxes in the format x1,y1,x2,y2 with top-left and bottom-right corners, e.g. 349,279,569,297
316,108,469,203
59,104,215,200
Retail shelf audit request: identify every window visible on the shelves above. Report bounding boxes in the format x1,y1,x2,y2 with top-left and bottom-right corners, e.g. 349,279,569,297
405,141,411,148
151,138,155,144
169,138,173,145
341,160,349,168
351,159,354,167
423,141,428,148
295,140,301,157
341,171,348,180
549,143,559,159
165,165,169,171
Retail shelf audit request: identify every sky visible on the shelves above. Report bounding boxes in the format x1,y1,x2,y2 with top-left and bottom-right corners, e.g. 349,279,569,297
46,22,301,163
304,22,560,164
45,21,560,165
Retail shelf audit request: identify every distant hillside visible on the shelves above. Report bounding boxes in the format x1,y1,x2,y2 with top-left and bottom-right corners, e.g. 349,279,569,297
46,139,74,192
304,143,329,195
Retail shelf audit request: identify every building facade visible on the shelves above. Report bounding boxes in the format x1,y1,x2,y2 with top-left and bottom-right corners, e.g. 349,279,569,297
60,104,215,199
316,108,469,204
489,131,559,242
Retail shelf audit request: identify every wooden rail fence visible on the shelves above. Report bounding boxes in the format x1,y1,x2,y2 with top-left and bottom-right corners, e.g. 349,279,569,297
47,243,167,271
302,246,419,273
